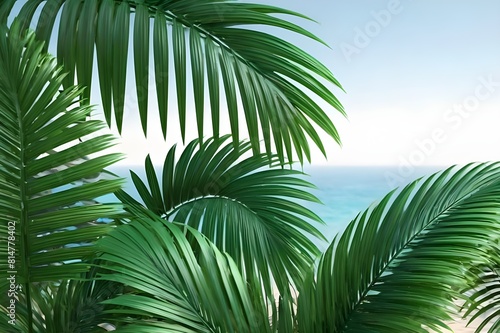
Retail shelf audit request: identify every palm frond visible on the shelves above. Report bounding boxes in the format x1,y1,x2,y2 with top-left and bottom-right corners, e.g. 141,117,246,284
97,216,271,333
0,21,123,330
6,0,344,163
461,253,500,333
0,265,123,333
116,135,325,306
36,265,123,333
296,162,500,333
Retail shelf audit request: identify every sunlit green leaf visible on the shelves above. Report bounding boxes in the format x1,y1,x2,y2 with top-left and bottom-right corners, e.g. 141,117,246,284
118,135,325,308
10,0,344,163
297,163,500,333
0,22,123,331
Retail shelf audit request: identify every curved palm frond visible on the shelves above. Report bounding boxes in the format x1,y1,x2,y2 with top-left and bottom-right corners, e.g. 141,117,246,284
12,265,123,333
460,254,500,333
296,162,500,333
97,215,271,333
0,22,123,330
5,0,344,164
116,135,325,304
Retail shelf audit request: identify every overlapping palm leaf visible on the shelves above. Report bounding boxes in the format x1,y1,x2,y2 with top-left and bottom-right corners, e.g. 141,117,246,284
11,266,123,333
97,215,271,333
116,135,325,303
296,162,500,333
3,0,345,164
0,22,123,330
460,254,500,333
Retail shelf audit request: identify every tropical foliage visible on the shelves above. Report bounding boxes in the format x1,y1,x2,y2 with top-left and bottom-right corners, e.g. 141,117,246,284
116,135,325,301
460,251,500,331
0,0,345,165
297,163,500,333
0,21,123,332
1,1,500,333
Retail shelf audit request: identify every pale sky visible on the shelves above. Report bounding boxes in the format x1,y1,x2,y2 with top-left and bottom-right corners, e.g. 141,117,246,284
107,0,500,166
13,1,500,166
307,0,500,166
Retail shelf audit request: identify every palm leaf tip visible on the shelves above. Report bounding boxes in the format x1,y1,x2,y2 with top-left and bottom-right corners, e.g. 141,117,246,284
118,135,326,311
298,162,500,333
12,0,344,163
97,218,268,332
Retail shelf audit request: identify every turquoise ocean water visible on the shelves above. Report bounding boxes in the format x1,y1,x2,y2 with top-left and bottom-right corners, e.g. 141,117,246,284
300,166,442,243
107,165,443,249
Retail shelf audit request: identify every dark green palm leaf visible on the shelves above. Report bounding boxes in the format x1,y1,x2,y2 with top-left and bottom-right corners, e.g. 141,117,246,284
7,265,123,333
116,135,325,305
0,22,123,331
97,216,271,333
461,255,500,333
5,0,344,163
296,162,500,333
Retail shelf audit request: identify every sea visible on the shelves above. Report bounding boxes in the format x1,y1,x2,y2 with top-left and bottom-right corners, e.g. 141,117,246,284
107,165,444,250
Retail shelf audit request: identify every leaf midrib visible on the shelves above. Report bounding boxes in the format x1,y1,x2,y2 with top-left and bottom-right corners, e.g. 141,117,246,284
16,88,34,333
142,3,301,124
148,5,265,79
342,193,470,332
166,194,255,220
